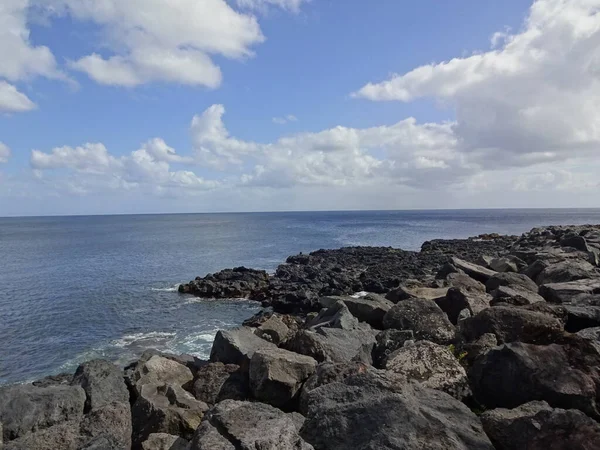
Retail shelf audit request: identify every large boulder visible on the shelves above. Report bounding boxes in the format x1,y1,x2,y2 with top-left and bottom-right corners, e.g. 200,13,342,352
451,257,497,283
382,298,455,344
385,284,448,303
320,295,393,329
192,363,248,405
78,402,132,450
254,315,291,345
128,355,194,396
486,272,538,293
0,383,86,442
489,256,523,273
71,360,129,412
299,368,494,450
306,301,360,330
470,340,600,419
178,267,270,299
539,278,600,303
142,433,189,450
435,287,491,324
385,341,470,399
209,327,277,368
489,285,545,306
190,400,313,450
446,272,487,293
2,422,80,450
249,348,317,409
284,327,377,364
132,383,208,447
371,329,415,368
536,260,599,285
481,401,600,450
460,307,564,345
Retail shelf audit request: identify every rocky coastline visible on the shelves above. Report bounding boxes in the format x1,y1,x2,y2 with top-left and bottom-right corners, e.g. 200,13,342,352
2,224,600,449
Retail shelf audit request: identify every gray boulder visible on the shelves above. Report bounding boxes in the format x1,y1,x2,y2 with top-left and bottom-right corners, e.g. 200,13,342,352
78,402,132,450
539,278,600,303
300,369,493,450
460,306,564,345
561,234,591,252
521,260,550,282
209,327,277,368
383,298,455,344
142,433,190,450
536,260,599,285
190,400,313,450
481,401,600,450
192,363,248,405
72,359,129,412
470,340,600,419
2,422,80,450
486,272,538,293
451,257,496,283
435,287,491,324
385,341,470,399
490,285,545,306
255,315,290,345
320,295,393,329
129,355,194,396
385,284,448,303
446,272,487,293
489,257,518,273
372,329,415,368
249,348,317,409
306,301,360,330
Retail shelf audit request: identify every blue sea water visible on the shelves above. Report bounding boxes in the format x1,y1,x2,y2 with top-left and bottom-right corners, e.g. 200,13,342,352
2,209,600,385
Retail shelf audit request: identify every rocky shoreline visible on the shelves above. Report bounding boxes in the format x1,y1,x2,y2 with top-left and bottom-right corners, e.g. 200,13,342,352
2,224,600,449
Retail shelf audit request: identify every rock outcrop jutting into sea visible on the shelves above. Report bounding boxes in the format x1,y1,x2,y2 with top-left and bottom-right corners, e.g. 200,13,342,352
2,224,600,449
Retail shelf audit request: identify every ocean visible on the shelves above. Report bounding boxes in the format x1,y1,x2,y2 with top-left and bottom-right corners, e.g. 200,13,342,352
2,209,600,385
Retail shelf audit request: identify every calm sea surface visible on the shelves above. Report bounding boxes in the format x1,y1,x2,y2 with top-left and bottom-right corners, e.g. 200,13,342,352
2,209,600,384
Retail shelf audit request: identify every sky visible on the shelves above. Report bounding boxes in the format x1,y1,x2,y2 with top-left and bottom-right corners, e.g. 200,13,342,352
1,0,599,216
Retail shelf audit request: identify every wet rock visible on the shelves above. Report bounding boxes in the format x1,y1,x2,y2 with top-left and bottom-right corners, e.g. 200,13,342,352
320,295,393,328
249,348,317,409
255,315,290,344
300,369,493,450
435,287,491,324
132,383,208,447
481,401,600,450
460,307,564,345
71,360,129,412
486,272,538,293
142,433,190,450
536,260,599,285
385,341,470,399
209,327,277,368
539,278,600,303
190,400,313,450
192,363,248,405
470,340,600,419
383,297,455,344
372,329,415,368
451,257,497,283
283,327,376,364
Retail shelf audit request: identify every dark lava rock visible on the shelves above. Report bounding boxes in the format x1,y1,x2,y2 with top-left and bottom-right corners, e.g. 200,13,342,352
179,267,270,299
372,329,415,368
319,294,393,329
536,260,599,285
209,327,277,368
481,400,600,450
71,359,129,412
539,279,600,303
382,298,455,344
192,363,249,405
486,272,538,293
450,257,497,283
435,287,491,324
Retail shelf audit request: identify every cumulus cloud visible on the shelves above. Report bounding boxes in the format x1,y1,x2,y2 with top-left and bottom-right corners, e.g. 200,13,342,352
0,142,11,163
36,0,278,87
352,0,600,174
0,80,37,112
236,0,308,14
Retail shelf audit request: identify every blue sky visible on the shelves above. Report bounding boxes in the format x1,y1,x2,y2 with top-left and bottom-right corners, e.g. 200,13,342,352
1,0,599,216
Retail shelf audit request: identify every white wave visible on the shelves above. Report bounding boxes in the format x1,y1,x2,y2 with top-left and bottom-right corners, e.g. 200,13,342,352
112,331,176,348
150,284,180,292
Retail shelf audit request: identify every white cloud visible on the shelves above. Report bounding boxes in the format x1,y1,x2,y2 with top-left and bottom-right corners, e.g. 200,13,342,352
272,114,298,125
352,0,600,174
0,142,11,163
0,80,37,112
236,0,308,14
38,0,269,87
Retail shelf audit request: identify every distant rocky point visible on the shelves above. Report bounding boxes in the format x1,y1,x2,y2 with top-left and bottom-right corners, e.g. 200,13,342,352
2,224,600,449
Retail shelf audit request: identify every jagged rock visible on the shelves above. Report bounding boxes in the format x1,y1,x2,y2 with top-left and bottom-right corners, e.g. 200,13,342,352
142,433,190,450
178,267,270,299
435,287,491,324
460,306,564,345
481,401,600,450
300,368,494,450
385,284,447,303
320,295,393,328
461,333,498,366
446,272,487,293
249,348,317,409
560,234,590,252
132,384,208,447
382,297,455,344
0,383,86,442
372,329,415,368
190,400,313,450
283,327,376,364
536,260,599,285
436,262,460,279
255,315,290,344
209,327,277,368
486,272,538,293
306,301,360,330
128,355,194,397
490,285,545,306
451,257,497,283
192,363,248,405
78,402,132,450
2,422,80,450
385,341,470,399
71,360,129,412
489,257,519,273
539,278,600,303
477,255,494,268
470,340,600,419
521,260,550,282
